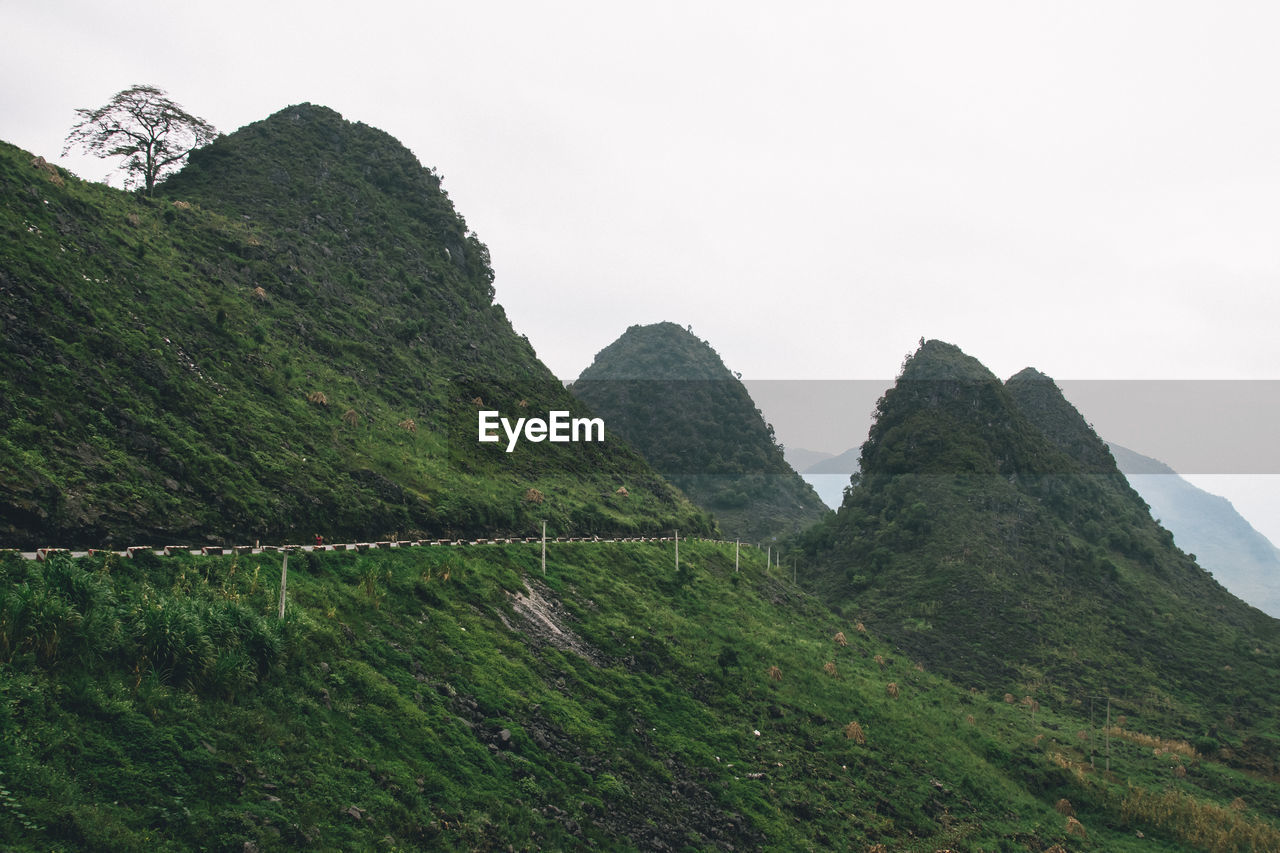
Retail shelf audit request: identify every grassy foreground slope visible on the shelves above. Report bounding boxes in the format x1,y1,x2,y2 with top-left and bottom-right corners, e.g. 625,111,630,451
4,543,1280,851
0,108,709,549
572,322,829,542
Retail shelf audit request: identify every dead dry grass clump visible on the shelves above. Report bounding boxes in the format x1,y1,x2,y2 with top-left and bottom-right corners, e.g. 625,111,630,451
1065,816,1087,838
1003,693,1015,704
1055,798,1074,817
342,408,359,426
833,631,847,646
1122,786,1280,852
886,682,899,699
767,665,783,682
1105,727,1198,759
1048,751,1090,784
855,621,867,634
874,654,886,668
307,390,328,407
844,721,866,744
398,418,416,432
524,488,544,503
823,661,838,677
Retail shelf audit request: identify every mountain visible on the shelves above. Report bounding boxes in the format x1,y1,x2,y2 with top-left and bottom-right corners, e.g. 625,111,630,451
570,323,829,542
1109,442,1280,618
6,131,1280,849
799,341,1280,759
0,107,711,548
781,446,834,472
805,446,860,475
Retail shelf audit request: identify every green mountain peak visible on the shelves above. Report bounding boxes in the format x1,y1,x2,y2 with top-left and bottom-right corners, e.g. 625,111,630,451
571,322,828,541
0,111,706,548
802,341,1278,737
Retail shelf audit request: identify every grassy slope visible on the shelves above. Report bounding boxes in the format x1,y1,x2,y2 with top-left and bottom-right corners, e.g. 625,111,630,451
572,322,830,543
0,111,711,548
5,544,1279,851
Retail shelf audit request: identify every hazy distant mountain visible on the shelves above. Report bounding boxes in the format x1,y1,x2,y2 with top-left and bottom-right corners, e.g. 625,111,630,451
800,447,861,509
804,447,861,475
782,446,835,472
1108,442,1280,617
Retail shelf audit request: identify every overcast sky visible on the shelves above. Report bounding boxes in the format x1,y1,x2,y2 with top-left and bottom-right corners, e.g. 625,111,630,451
4,1,1279,539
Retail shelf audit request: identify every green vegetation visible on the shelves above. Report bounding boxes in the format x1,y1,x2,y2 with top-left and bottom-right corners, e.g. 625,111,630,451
798,342,1280,798
5,105,1280,850
5,543,1276,850
571,322,829,542
0,109,709,548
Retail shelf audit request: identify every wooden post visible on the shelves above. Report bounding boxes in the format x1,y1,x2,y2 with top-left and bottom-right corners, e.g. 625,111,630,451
674,530,679,574
1105,695,1111,772
1089,695,1095,768
735,539,739,572
278,553,288,620
766,545,771,570
541,520,547,576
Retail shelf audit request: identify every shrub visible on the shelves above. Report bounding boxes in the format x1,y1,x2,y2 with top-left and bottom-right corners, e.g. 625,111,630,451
597,773,630,800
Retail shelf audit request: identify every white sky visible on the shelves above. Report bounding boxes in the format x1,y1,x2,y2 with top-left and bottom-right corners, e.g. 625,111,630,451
4,1,1280,542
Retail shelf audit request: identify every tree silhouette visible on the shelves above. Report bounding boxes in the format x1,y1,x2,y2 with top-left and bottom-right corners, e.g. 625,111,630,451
63,84,218,193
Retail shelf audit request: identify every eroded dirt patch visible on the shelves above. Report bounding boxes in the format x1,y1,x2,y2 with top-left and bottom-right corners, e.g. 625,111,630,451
502,578,607,665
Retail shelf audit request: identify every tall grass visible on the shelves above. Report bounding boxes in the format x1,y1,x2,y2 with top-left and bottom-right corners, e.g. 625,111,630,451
1121,786,1280,853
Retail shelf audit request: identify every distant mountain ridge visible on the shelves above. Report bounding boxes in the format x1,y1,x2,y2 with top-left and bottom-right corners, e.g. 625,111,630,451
781,446,834,472
804,446,860,475
571,323,829,541
1109,442,1280,617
